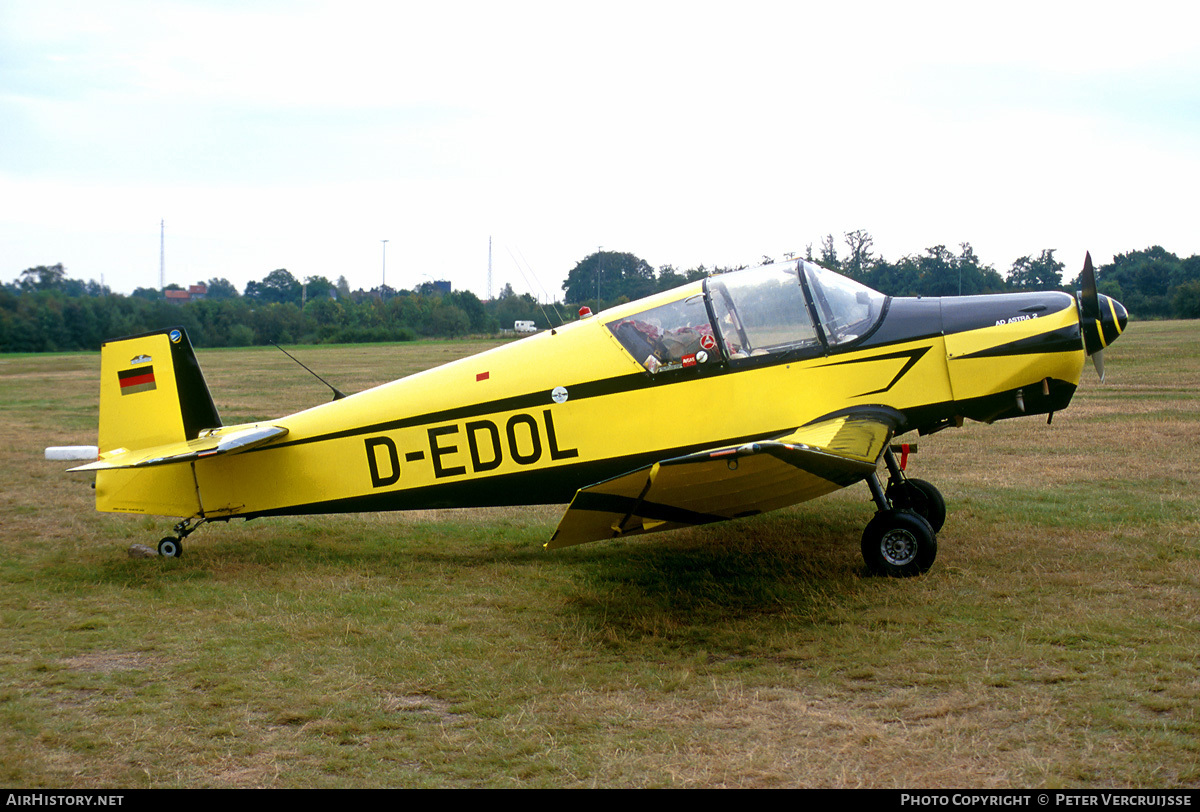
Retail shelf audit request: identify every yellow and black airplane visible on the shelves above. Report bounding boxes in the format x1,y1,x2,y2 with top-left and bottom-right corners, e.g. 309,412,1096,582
70,254,1126,575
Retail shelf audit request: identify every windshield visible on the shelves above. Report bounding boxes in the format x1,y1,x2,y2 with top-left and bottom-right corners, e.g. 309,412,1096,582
800,260,886,345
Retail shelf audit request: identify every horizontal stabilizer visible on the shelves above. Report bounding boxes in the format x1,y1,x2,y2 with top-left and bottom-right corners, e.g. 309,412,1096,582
68,425,288,472
46,445,100,461
548,413,893,549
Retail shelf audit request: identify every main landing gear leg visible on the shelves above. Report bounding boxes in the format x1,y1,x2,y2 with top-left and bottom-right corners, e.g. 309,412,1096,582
882,448,946,533
157,517,206,558
860,450,944,577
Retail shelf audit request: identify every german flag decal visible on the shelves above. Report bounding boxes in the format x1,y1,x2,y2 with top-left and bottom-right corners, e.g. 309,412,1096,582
118,366,156,395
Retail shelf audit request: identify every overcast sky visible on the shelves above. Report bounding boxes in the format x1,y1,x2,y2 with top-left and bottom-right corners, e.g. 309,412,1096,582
3,0,1198,299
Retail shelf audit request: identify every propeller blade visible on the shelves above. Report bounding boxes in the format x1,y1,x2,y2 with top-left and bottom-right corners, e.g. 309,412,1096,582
1080,252,1100,320
1092,349,1105,382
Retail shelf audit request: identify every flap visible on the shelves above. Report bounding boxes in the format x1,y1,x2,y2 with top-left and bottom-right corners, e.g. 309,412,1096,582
547,412,893,549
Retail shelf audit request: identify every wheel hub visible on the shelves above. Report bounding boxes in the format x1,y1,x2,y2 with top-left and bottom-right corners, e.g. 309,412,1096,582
880,528,918,566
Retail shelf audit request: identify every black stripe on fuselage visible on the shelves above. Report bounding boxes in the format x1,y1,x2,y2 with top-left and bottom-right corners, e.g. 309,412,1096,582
263,366,735,453
241,428,786,518
236,372,1080,522
953,324,1082,359
258,339,944,456
810,346,932,397
250,296,1069,459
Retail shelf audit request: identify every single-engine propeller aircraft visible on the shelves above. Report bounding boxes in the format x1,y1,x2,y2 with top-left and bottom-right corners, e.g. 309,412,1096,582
68,254,1126,575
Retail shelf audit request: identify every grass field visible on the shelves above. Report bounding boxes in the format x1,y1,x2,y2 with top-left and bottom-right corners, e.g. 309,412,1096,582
1,326,1197,788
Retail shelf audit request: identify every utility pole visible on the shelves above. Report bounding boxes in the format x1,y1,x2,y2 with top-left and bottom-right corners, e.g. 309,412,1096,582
159,220,165,289
381,239,389,298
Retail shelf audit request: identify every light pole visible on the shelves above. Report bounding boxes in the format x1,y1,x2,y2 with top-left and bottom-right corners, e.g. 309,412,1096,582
381,239,389,298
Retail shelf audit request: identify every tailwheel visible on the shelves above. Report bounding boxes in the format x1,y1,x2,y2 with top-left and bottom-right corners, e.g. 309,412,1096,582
885,477,946,533
156,517,206,558
861,509,936,577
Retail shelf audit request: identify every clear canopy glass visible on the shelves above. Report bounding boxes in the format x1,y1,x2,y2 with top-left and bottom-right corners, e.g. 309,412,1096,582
799,260,886,346
605,259,887,371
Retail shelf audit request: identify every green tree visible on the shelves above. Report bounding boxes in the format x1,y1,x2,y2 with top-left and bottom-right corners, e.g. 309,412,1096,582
18,264,67,292
864,255,921,296
250,302,305,344
131,287,162,301
1008,249,1064,291
819,235,841,270
205,278,240,300
913,244,1003,296
303,275,337,303
429,303,470,336
562,251,656,305
1094,246,1180,317
491,291,544,330
245,269,302,305
1172,280,1200,318
303,297,345,341
842,230,876,282
655,264,686,292
447,290,488,332
84,279,111,297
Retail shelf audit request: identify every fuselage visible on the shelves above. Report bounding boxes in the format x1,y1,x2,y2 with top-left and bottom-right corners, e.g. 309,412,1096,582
94,260,1110,521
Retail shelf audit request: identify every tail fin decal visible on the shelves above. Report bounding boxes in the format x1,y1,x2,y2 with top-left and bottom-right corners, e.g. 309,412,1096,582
98,327,221,454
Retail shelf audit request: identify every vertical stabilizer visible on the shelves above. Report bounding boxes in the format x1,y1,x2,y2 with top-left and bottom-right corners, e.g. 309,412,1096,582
97,327,221,454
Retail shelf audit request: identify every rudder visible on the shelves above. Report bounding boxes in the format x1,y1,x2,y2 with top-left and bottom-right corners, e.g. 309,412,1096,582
98,327,221,454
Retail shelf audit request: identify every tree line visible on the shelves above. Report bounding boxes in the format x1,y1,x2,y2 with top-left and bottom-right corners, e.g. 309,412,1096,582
0,266,549,352
4,233,1198,352
561,234,1200,320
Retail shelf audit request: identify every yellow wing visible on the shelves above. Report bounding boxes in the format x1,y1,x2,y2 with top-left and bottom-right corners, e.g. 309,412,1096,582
548,412,894,549
68,425,288,472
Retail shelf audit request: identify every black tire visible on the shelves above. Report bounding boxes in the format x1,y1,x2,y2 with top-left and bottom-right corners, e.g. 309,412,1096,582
861,509,936,577
157,537,182,558
886,477,946,533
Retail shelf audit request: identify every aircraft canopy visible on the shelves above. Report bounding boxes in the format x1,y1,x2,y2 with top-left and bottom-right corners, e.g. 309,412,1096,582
605,260,886,372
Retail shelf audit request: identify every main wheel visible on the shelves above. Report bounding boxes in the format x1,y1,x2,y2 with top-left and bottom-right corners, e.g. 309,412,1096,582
157,537,182,558
885,477,946,532
861,509,936,577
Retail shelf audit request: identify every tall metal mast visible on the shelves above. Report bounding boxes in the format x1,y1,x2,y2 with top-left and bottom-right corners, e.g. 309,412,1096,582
381,239,389,297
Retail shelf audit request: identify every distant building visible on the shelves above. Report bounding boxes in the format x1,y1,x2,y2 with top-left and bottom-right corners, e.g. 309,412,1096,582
164,283,208,304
